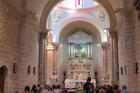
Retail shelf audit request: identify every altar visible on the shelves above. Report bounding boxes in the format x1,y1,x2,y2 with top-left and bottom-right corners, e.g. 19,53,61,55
65,33,96,89
65,59,96,89
64,79,96,89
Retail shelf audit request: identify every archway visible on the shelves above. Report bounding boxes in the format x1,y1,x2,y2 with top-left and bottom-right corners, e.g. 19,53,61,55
59,20,101,43
40,0,117,31
0,66,8,93
56,20,102,86
40,0,118,86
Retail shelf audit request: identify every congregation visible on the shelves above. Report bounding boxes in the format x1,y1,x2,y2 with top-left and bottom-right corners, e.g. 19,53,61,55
20,77,130,93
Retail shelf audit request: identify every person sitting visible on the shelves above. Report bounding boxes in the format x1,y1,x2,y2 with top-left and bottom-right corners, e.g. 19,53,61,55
120,85,130,93
42,85,50,93
31,85,38,93
22,86,31,93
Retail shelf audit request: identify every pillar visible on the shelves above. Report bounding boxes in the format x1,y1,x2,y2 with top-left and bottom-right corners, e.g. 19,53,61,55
46,41,58,85
68,43,75,59
109,30,119,85
46,46,54,85
38,31,47,84
101,43,109,78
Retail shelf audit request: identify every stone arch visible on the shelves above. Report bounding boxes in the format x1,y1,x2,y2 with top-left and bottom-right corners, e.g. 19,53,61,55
56,14,103,43
0,65,8,93
59,20,101,43
40,0,117,31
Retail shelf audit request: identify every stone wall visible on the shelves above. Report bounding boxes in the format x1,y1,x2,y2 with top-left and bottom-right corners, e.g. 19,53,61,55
18,14,40,92
118,0,140,92
0,0,40,92
134,11,140,93
0,0,21,93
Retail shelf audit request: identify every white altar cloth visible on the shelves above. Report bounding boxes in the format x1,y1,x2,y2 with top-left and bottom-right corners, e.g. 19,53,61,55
65,79,96,89
65,79,86,88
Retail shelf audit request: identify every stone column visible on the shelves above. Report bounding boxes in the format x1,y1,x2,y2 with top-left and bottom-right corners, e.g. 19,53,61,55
109,31,119,85
46,46,54,85
46,42,59,85
90,43,93,59
87,43,90,59
38,31,47,84
101,43,109,80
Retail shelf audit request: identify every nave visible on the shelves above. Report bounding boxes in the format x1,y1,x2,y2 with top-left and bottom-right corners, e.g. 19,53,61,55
0,0,140,93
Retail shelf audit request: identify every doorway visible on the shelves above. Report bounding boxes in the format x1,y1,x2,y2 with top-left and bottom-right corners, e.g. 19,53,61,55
0,66,7,93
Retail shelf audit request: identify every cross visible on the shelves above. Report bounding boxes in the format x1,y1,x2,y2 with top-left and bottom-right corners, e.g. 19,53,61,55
78,0,81,5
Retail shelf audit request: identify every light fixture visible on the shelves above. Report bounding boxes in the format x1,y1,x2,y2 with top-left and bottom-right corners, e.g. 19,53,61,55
103,28,108,33
97,44,100,46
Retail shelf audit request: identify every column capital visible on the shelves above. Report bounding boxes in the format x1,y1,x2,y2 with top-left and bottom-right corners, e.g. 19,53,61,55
40,32,47,39
109,31,118,38
133,0,140,11
114,8,133,17
101,42,110,50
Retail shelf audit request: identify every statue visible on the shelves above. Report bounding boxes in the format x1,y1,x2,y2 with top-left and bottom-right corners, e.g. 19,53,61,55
77,73,84,80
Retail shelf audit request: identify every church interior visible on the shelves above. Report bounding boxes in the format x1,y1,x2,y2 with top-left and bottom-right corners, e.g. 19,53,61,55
0,0,140,93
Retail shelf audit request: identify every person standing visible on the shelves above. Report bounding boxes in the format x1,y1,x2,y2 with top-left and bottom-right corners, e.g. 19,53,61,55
83,77,94,93
113,85,120,93
37,84,42,93
50,71,59,87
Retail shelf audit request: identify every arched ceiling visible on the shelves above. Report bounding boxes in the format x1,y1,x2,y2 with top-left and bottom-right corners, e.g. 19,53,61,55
59,21,101,43
5,0,124,30
40,0,117,30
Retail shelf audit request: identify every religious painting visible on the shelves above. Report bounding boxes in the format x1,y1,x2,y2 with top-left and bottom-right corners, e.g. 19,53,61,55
120,66,123,75
96,10,106,22
27,66,31,75
75,44,86,59
13,63,17,73
33,67,36,75
124,65,127,75
134,63,139,74
53,10,62,22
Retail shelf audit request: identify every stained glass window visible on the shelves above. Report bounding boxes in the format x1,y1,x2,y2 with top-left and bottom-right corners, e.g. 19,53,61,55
75,0,83,8
75,44,86,58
